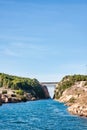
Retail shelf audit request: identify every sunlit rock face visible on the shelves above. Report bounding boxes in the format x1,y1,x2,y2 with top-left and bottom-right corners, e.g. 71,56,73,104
54,75,87,117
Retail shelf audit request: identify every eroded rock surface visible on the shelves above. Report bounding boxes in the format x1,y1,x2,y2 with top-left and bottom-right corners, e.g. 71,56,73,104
54,75,87,117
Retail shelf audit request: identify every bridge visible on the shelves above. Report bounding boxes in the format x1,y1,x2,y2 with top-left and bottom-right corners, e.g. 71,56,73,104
41,82,58,85
41,82,58,98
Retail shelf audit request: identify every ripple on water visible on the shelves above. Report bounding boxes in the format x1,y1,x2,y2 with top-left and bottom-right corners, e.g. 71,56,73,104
0,100,87,130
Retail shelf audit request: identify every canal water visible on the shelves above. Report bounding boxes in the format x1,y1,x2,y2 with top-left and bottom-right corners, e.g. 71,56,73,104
0,99,87,130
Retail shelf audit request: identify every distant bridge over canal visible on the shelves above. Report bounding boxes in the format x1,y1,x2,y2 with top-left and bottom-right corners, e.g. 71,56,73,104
41,82,58,85
40,82,58,98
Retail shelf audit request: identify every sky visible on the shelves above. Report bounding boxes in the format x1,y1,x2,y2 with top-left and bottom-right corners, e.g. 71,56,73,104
0,0,87,82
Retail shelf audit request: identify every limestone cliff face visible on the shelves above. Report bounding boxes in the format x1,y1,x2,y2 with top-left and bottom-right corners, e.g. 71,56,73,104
54,75,87,117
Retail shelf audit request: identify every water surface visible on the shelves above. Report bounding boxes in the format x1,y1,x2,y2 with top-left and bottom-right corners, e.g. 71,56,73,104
0,99,87,130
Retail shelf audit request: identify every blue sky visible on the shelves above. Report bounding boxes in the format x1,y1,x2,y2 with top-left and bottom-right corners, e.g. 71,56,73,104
0,0,87,82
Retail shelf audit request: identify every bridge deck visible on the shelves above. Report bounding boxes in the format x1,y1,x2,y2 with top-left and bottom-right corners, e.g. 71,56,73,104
41,82,58,85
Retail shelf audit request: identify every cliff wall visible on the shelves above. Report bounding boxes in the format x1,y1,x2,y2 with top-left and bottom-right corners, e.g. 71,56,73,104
54,75,87,117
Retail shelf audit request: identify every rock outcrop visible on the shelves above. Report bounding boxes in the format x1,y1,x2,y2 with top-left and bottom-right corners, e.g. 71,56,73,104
0,73,50,105
68,103,87,117
54,75,87,117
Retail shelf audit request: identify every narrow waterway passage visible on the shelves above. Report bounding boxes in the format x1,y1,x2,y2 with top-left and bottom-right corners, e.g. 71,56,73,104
43,83,56,98
0,99,87,130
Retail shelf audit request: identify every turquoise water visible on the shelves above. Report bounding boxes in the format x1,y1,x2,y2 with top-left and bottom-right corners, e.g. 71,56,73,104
0,99,87,130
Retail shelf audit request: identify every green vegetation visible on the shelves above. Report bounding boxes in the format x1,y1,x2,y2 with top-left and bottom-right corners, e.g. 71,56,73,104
0,73,46,99
69,97,76,103
21,96,27,102
54,75,87,99
84,81,87,86
15,89,24,95
2,90,7,94
62,75,87,82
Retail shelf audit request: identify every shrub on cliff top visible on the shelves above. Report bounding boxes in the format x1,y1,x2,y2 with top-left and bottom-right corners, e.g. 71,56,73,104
2,90,7,94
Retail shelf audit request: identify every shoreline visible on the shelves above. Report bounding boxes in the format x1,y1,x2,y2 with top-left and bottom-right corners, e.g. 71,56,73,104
0,97,51,106
54,97,87,117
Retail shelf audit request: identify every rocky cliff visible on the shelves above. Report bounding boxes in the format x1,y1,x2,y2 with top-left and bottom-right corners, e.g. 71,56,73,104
0,73,50,105
54,75,87,117
41,85,50,99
